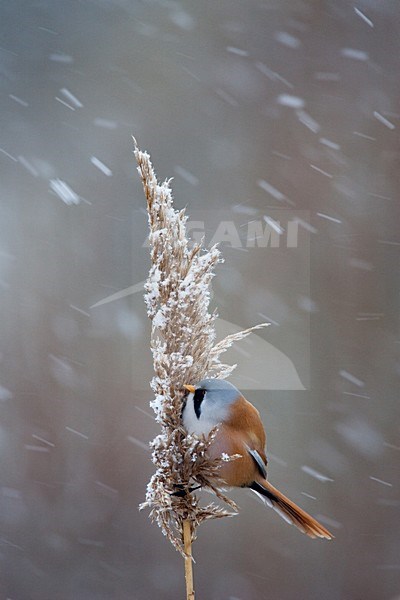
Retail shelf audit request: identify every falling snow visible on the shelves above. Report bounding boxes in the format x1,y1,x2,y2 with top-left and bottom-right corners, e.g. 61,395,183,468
301,466,334,483
59,88,83,108
263,215,284,235
90,156,113,176
49,179,80,205
274,31,301,49
49,52,74,63
9,94,29,107
296,110,320,133
174,165,199,186
276,94,305,109
310,164,333,178
341,48,369,61
316,212,342,224
373,111,395,130
257,179,288,202
354,7,374,28
339,369,365,387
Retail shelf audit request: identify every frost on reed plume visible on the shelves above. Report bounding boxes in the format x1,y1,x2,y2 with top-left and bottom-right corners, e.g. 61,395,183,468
135,140,268,555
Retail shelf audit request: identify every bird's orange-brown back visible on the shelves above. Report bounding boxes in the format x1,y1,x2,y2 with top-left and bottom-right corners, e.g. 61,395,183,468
209,396,267,487
225,396,266,452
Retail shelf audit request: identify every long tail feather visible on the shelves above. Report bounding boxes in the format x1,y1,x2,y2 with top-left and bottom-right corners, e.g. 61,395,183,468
251,480,333,540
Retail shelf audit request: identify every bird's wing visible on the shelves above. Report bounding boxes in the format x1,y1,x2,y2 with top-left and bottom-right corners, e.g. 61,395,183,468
246,445,267,479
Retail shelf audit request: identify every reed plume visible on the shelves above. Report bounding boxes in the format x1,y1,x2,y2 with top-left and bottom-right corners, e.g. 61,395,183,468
134,140,268,582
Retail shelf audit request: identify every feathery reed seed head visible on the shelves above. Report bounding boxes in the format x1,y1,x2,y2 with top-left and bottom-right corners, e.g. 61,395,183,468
134,140,268,554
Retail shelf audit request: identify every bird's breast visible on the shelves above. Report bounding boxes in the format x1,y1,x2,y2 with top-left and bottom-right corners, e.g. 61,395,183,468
208,425,261,487
182,394,230,436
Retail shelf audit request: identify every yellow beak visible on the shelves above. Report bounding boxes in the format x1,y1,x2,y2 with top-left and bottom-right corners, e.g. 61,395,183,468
183,384,196,393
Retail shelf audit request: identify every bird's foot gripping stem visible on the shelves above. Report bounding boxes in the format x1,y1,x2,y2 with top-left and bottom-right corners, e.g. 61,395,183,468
171,483,202,497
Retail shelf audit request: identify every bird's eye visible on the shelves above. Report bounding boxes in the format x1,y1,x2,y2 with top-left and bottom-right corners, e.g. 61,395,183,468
193,388,206,402
193,389,206,418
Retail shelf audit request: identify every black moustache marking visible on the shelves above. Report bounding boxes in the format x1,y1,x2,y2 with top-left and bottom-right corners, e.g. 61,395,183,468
193,389,206,419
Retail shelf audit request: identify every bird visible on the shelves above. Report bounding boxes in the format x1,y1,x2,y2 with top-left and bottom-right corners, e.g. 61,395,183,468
182,379,333,540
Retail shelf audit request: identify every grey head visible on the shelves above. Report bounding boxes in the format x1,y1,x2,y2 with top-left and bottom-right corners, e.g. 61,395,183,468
182,378,241,435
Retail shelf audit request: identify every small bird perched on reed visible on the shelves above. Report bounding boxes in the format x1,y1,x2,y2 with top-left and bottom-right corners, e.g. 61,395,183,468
183,379,333,540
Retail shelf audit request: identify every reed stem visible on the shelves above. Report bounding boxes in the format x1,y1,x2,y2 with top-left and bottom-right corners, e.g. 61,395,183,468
183,519,195,600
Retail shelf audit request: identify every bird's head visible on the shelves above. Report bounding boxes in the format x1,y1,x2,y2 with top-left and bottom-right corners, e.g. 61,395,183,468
183,379,240,428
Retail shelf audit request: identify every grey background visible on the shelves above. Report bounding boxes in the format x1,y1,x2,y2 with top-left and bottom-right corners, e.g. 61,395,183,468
0,1,399,599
